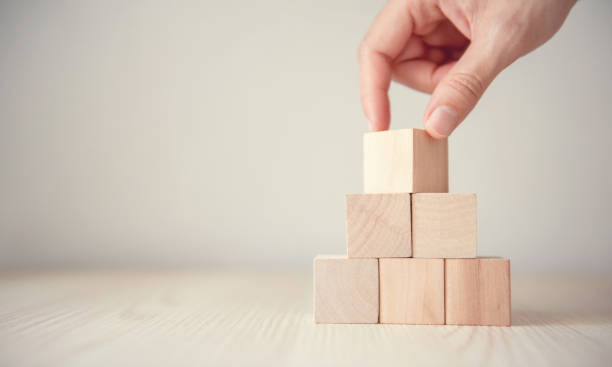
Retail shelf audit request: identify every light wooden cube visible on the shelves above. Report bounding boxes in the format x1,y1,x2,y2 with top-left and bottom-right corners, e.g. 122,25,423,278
412,193,477,258
345,193,411,258
313,256,379,324
363,128,448,193
445,258,511,326
379,258,445,324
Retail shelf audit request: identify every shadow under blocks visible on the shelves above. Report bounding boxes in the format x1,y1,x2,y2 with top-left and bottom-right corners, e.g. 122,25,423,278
314,128,511,326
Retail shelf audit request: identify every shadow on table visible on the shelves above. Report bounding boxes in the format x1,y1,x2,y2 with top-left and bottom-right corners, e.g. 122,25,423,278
512,309,612,326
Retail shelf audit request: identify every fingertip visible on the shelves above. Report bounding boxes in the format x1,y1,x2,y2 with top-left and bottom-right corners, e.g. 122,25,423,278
423,105,459,138
363,91,391,131
366,107,389,131
371,108,391,132
424,124,448,139
369,119,390,132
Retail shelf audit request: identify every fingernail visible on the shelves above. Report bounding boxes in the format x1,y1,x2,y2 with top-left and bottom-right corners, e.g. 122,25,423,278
425,106,458,137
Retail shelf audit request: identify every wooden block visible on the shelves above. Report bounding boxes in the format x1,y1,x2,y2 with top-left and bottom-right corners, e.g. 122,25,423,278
363,128,448,193
345,193,411,258
445,258,511,326
412,193,477,258
379,258,445,324
313,256,379,323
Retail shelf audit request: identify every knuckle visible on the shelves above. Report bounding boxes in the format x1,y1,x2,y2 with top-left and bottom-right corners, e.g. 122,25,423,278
445,72,485,101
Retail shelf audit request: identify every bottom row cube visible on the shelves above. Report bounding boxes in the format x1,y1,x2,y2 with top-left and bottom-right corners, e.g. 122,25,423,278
313,256,379,323
379,258,445,324
314,256,511,326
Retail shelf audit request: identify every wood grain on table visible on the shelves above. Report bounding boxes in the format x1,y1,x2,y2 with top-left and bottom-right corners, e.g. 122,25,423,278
0,270,611,366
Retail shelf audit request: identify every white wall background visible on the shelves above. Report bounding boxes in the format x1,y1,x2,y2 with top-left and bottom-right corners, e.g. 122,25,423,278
1,0,611,273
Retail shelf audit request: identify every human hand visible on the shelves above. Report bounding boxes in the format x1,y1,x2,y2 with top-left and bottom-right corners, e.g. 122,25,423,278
358,0,576,138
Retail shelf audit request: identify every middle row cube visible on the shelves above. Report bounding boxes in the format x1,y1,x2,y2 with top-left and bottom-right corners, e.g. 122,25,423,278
345,193,477,258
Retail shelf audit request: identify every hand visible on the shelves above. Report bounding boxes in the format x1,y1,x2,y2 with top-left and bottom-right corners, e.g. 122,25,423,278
358,0,576,138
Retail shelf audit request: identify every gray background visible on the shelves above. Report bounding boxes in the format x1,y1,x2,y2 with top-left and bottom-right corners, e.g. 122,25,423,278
1,0,611,274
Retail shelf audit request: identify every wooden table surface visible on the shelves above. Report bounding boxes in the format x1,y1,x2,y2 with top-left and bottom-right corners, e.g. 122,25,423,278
1,270,611,366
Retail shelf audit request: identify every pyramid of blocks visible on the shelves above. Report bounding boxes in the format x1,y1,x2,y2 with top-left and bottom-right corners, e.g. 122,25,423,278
314,128,511,326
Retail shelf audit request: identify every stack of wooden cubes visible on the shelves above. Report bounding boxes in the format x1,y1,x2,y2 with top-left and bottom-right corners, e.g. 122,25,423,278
314,129,511,326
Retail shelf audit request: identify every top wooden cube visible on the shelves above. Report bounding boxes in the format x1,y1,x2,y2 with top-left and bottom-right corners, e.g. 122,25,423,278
364,129,448,193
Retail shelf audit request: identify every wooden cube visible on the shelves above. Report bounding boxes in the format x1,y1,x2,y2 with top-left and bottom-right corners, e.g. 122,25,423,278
313,256,379,323
412,193,477,258
445,258,511,326
345,193,411,258
379,258,445,324
363,128,448,193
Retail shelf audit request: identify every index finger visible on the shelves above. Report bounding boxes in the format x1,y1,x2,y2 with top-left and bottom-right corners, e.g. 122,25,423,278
358,0,414,131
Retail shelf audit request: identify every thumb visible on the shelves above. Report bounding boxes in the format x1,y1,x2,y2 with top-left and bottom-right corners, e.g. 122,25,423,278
423,43,503,138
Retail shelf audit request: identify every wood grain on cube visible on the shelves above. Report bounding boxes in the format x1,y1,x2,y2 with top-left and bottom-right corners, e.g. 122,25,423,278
345,193,411,258
379,258,444,324
445,258,511,326
363,128,448,193
412,193,477,258
314,256,379,324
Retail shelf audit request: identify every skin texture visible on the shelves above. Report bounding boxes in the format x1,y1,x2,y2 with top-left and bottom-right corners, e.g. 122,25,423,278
358,0,577,138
